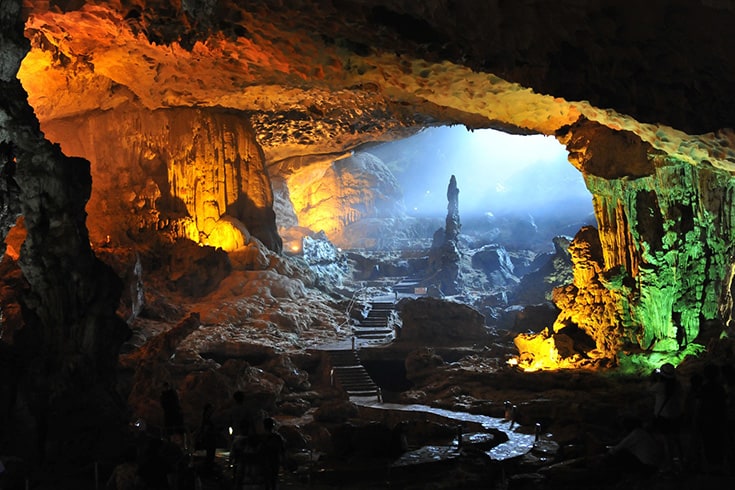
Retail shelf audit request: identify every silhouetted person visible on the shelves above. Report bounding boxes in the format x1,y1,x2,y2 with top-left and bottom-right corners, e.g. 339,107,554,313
195,403,218,472
160,382,185,437
649,362,684,470
607,417,663,476
230,419,262,488
695,363,729,473
229,391,265,438
229,391,249,437
682,371,704,470
106,446,139,490
259,418,285,490
137,438,171,489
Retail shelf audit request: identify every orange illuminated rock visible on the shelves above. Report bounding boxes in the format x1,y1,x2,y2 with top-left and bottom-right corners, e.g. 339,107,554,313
284,152,404,247
41,105,281,251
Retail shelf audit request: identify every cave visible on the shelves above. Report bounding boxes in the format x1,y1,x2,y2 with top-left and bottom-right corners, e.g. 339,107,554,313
2,1,735,489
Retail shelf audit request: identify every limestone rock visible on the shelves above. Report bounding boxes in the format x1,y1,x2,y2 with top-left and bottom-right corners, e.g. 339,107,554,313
314,399,359,423
404,347,445,383
168,239,231,298
514,227,624,370
497,304,561,334
0,256,28,344
301,231,349,289
511,236,574,305
282,152,405,248
1,0,129,467
262,354,311,391
398,297,487,344
96,246,146,324
41,106,282,252
221,360,285,412
127,312,202,363
471,244,519,288
426,176,464,295
445,175,461,243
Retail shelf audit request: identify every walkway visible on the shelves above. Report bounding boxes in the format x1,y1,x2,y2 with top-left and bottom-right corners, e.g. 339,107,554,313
327,349,380,399
353,398,536,462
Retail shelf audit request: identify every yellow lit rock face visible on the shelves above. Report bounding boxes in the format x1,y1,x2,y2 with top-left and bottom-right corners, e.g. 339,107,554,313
513,226,626,371
41,105,279,250
284,152,404,247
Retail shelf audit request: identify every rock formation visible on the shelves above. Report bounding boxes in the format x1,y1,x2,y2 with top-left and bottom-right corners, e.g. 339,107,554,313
6,0,735,479
1,0,129,466
276,151,406,249
42,105,282,252
427,175,463,295
397,296,487,344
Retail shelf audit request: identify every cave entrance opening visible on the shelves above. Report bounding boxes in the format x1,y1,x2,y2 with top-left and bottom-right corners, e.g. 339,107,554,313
360,125,595,254
284,125,598,324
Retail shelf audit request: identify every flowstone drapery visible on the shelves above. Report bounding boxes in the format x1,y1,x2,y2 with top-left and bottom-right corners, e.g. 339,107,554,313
516,122,735,371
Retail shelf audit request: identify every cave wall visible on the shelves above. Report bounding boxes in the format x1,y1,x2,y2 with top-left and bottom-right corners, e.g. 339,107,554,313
545,120,735,365
1,0,129,465
585,159,735,348
275,151,406,249
42,105,282,252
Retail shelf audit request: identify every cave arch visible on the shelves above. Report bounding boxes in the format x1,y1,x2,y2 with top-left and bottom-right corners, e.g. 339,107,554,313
5,0,735,474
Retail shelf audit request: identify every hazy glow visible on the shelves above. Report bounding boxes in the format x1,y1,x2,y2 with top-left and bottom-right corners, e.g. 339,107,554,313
370,126,592,220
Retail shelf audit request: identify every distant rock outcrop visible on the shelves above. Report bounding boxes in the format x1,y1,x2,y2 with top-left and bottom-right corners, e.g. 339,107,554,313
427,175,463,294
510,236,573,305
471,244,519,288
280,152,407,249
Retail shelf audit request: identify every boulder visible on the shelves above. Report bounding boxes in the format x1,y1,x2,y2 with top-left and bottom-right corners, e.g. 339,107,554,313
405,348,445,383
398,297,487,343
314,399,359,423
511,236,573,305
497,303,561,334
168,239,231,297
471,244,519,287
262,354,311,391
301,231,349,289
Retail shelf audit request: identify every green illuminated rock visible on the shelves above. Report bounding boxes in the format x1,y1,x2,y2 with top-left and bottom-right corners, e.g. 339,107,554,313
547,120,735,367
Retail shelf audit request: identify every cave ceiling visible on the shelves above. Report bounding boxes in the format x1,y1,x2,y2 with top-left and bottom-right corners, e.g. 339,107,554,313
17,0,735,171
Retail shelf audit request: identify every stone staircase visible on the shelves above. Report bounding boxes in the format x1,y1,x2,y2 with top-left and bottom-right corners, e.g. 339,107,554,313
352,301,395,343
392,277,424,296
327,349,381,399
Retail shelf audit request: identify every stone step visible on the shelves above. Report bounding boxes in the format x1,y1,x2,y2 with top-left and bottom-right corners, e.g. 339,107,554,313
327,350,361,366
356,334,394,340
365,309,392,316
370,302,395,309
327,350,379,398
358,320,389,327
353,328,393,336
363,316,390,323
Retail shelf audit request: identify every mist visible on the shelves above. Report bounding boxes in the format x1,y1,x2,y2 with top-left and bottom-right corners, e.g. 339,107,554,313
367,126,593,223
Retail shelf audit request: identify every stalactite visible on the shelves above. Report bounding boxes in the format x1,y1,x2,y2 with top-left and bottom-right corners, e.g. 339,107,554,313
518,122,735,370
41,105,282,252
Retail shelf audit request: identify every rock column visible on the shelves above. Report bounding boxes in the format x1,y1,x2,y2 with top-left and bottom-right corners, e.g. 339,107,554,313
1,0,128,467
